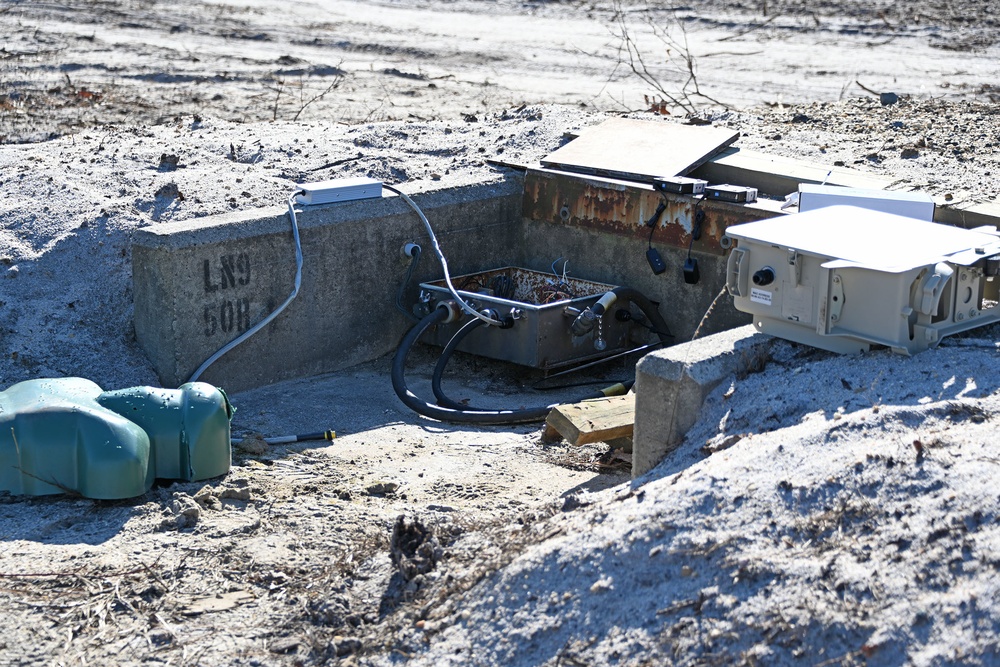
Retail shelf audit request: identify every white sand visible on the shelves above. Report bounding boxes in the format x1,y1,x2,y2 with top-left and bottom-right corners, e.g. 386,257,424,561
1,2,999,665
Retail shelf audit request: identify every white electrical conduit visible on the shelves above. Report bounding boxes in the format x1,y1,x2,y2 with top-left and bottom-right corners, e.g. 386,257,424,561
188,191,304,383
382,183,503,327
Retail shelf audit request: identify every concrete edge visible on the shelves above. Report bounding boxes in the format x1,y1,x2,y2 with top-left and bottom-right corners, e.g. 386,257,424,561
631,324,772,478
131,173,525,391
133,174,516,250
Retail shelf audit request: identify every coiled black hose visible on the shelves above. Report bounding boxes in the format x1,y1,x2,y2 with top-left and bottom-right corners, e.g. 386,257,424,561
392,305,631,424
391,306,555,424
432,316,487,411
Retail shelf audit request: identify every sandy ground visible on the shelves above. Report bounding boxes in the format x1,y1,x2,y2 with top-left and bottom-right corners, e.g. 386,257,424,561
1,1,1000,665
3,0,999,141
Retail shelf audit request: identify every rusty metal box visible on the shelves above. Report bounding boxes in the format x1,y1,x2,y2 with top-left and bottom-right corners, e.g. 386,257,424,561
419,267,642,370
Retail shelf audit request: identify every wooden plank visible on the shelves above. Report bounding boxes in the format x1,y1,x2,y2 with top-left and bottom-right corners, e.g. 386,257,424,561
540,118,739,183
545,394,635,446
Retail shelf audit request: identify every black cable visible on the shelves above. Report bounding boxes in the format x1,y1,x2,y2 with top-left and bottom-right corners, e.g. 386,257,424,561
395,245,423,322
618,309,673,340
588,287,673,344
432,316,488,410
392,306,628,425
489,274,516,300
646,199,667,249
391,307,554,424
687,207,705,260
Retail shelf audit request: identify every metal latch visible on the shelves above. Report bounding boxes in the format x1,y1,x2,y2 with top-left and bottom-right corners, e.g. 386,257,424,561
914,262,954,315
726,247,749,297
787,248,801,287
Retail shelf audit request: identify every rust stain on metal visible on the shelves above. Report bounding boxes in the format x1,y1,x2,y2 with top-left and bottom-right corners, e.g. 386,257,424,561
524,168,774,255
699,198,776,248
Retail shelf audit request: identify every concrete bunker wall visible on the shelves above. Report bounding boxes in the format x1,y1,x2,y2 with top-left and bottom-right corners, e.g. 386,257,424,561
133,179,523,392
132,171,769,394
518,168,773,342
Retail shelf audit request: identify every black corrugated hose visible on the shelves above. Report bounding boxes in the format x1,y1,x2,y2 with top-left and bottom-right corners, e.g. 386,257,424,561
391,304,632,424
431,316,487,411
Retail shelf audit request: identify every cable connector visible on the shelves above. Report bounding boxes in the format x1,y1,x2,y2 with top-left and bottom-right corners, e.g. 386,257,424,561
401,242,421,260
436,300,464,324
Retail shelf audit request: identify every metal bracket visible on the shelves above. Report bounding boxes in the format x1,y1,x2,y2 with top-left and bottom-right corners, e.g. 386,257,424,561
726,247,749,297
787,248,801,287
828,274,845,325
915,262,954,315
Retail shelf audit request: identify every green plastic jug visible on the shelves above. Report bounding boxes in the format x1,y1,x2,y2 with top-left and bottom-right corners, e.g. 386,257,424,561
0,378,233,499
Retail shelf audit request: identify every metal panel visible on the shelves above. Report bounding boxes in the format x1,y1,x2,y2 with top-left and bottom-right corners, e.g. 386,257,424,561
540,118,739,183
798,184,935,220
522,167,774,254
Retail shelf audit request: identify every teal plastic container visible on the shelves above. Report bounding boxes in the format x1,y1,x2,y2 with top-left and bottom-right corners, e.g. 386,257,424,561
0,378,233,499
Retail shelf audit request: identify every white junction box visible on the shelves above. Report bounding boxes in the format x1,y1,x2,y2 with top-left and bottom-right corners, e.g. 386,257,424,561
798,184,935,221
295,177,383,205
724,205,1000,354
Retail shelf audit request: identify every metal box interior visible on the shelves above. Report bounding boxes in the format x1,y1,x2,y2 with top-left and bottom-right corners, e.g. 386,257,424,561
419,267,641,370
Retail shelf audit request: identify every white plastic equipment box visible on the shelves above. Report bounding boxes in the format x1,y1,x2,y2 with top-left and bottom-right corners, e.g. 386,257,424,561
724,205,1000,354
798,184,935,221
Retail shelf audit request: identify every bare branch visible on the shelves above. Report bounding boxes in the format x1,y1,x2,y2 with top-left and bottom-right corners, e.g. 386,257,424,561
609,0,729,115
292,74,343,122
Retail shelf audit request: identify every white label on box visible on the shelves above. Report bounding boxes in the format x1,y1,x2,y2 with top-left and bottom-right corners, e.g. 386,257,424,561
750,288,772,306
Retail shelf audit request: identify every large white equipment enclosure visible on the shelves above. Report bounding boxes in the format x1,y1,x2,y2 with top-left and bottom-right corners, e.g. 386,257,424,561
724,205,1000,354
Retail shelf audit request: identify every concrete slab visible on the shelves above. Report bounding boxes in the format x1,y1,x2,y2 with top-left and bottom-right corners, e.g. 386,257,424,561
631,324,772,477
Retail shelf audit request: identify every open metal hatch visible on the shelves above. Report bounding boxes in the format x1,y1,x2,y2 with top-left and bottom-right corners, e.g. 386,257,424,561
540,117,740,183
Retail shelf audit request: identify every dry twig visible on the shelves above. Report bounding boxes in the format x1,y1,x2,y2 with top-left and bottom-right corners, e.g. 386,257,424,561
610,0,729,114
